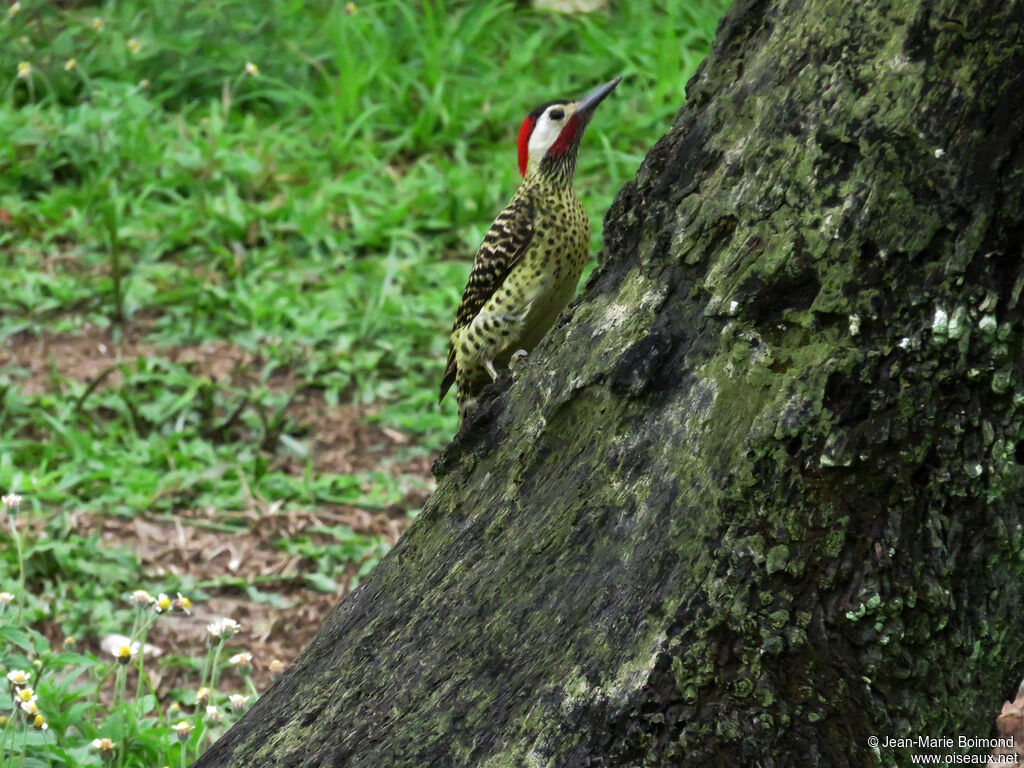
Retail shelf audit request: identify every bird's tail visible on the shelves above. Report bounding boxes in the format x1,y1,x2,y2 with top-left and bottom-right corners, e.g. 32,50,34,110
438,355,457,403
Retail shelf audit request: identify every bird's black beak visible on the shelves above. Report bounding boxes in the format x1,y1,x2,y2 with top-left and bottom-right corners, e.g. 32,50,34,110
575,77,622,118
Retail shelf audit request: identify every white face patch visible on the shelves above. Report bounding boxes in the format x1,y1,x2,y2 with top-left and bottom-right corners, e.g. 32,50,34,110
526,103,575,174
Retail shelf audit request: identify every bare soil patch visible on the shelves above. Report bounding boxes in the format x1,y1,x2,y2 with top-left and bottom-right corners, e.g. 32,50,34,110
75,502,411,696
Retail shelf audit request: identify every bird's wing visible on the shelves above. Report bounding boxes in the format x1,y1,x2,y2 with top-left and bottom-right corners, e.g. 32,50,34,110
439,194,536,402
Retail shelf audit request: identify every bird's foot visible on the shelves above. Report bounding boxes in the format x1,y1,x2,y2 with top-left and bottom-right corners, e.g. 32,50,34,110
509,349,529,379
458,396,479,424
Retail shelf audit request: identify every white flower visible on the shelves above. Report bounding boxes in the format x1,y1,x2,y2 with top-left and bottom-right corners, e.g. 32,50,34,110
0,592,14,606
90,737,116,754
31,713,47,730
228,652,252,668
205,705,222,722
153,593,172,613
19,699,39,716
100,633,162,660
206,617,241,640
6,669,30,686
90,17,104,30
64,58,77,71
243,61,259,77
228,694,250,711
14,687,36,705
111,642,139,664
8,2,21,17
172,720,193,741
129,589,155,606
172,592,192,615
127,38,141,53
2,492,22,509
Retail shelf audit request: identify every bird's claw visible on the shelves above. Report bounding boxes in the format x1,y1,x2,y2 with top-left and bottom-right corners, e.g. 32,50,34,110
458,396,479,423
484,360,499,381
509,349,529,380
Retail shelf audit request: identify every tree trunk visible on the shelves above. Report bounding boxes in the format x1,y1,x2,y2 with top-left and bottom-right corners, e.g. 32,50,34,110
194,0,1024,765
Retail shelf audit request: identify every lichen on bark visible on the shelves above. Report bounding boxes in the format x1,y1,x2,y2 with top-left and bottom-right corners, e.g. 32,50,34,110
193,0,1024,766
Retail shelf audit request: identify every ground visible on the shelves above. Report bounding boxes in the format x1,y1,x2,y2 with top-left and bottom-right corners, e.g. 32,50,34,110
4,324,433,694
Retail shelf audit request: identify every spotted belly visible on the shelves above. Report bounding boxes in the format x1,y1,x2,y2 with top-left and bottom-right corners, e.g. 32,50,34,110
508,215,588,354
514,264,583,354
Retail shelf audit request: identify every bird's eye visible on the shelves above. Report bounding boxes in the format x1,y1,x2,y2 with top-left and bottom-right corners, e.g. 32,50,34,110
549,108,565,121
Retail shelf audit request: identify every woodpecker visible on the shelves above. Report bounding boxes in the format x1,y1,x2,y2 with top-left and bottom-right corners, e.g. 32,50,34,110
439,77,621,418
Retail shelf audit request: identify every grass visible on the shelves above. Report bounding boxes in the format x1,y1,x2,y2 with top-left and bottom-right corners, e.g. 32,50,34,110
0,0,729,764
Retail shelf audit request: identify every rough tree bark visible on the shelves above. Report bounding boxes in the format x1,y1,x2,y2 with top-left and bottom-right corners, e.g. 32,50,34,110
194,0,1024,765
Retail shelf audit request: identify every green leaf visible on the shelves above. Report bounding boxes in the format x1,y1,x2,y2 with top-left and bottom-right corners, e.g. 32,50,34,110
303,572,338,594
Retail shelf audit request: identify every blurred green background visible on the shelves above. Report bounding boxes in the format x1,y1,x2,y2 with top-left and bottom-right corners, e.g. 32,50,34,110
0,0,728,638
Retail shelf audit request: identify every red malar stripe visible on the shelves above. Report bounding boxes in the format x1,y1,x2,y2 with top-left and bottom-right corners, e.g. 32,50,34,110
547,114,581,157
518,116,537,177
